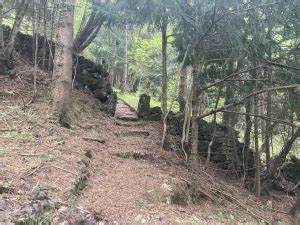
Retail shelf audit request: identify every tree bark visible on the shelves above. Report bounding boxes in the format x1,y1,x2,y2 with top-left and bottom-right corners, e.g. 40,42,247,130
178,65,187,112
73,3,105,54
161,12,168,116
4,0,30,58
254,93,261,196
191,50,200,168
265,72,272,174
52,0,74,127
243,97,252,178
48,0,56,70
42,0,48,69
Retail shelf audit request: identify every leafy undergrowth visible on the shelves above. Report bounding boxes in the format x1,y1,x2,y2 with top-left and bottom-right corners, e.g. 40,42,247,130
0,58,295,224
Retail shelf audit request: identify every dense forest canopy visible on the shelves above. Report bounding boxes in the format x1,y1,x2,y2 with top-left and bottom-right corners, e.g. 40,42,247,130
0,0,300,223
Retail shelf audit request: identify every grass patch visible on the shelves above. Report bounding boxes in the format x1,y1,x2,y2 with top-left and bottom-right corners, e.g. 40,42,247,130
114,151,150,160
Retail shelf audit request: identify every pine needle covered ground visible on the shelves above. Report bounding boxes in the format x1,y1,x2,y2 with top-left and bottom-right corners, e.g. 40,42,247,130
0,58,294,224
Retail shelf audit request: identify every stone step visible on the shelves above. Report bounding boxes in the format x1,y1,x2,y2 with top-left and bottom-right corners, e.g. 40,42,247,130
114,101,139,121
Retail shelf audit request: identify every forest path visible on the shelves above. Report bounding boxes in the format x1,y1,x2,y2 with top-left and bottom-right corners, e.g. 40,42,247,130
75,110,208,224
114,100,139,121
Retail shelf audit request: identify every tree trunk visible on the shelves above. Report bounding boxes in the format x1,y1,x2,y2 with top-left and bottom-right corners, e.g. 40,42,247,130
4,0,30,58
73,3,105,54
191,50,200,168
265,72,272,174
52,0,74,127
42,0,48,69
48,0,56,70
254,93,261,196
243,97,252,178
0,1,4,49
267,128,300,184
178,65,187,112
121,22,128,93
161,14,168,116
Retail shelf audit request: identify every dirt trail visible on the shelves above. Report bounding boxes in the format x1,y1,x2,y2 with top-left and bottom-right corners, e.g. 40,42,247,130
77,102,190,224
0,66,293,224
114,100,138,121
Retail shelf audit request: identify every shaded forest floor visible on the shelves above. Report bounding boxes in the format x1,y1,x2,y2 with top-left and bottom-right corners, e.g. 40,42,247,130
0,58,295,224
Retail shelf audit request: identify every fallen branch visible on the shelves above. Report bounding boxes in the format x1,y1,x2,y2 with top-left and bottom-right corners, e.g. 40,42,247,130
52,165,77,176
82,137,106,144
26,161,44,176
20,153,44,157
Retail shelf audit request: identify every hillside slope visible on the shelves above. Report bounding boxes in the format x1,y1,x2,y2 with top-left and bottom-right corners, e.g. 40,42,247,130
0,59,294,224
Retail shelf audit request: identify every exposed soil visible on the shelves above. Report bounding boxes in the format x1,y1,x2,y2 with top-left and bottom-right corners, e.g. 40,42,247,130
0,59,296,224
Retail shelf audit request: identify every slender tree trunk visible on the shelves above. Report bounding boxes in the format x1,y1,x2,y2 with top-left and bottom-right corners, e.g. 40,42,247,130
205,87,221,169
0,1,4,49
32,0,36,62
161,14,168,116
191,50,200,168
48,0,56,70
42,0,48,69
243,97,252,179
121,22,128,93
73,3,105,54
254,88,261,197
265,72,272,174
33,21,38,97
179,65,187,112
4,0,30,58
52,0,75,127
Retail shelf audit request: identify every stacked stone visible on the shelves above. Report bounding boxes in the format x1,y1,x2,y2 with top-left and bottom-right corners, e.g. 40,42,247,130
137,94,162,121
1,26,117,115
167,112,254,171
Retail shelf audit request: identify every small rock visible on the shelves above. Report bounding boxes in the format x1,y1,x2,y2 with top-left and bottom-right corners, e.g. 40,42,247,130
58,206,69,214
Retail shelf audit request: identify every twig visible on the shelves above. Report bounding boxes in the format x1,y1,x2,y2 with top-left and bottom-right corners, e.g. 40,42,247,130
52,165,77,176
82,137,106,144
25,161,44,176
20,153,44,157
